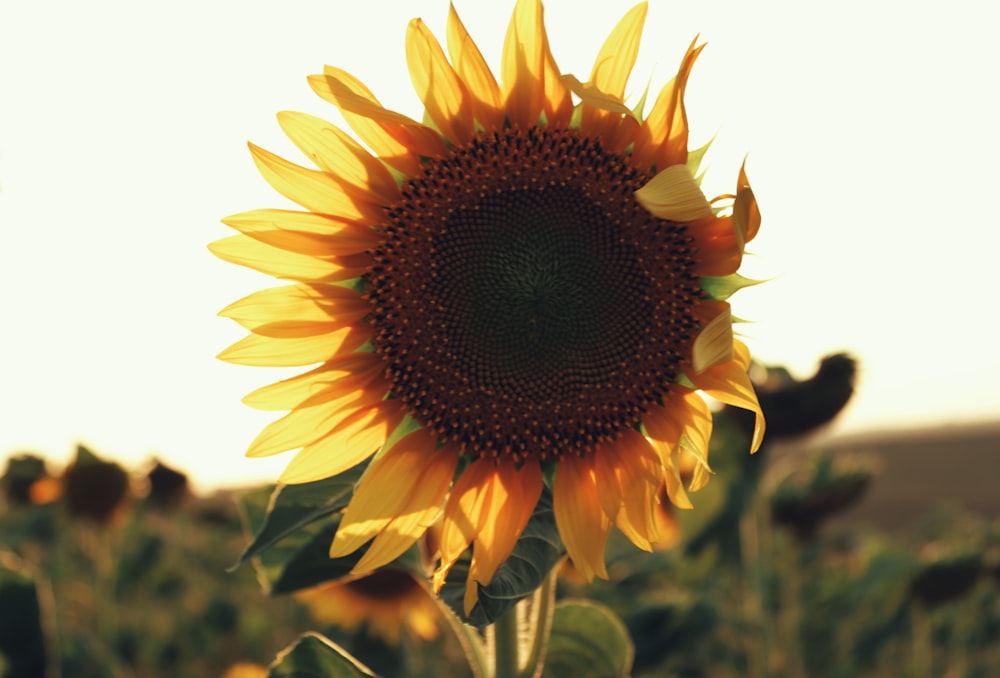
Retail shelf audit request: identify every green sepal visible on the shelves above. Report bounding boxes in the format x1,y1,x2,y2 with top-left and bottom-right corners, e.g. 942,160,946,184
542,599,634,678
267,632,377,678
630,74,653,121
440,490,564,627
686,132,716,182
231,460,369,571
701,273,766,301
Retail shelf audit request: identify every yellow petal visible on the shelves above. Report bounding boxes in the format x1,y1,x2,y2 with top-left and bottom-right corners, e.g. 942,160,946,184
209,235,365,282
309,69,423,177
691,302,734,373
678,393,713,477
690,340,765,453
470,457,542,584
278,403,401,483
595,429,661,551
310,69,447,165
221,209,380,257
406,19,474,146
633,39,704,171
553,454,610,581
736,161,761,244
328,428,455,571
434,457,493,590
653,438,694,510
460,458,543,612
446,3,503,130
217,325,367,368
246,387,384,458
276,111,399,204
589,2,647,98
635,164,714,222
242,353,383,411
501,0,571,128
248,143,384,224
562,74,637,118
219,284,365,336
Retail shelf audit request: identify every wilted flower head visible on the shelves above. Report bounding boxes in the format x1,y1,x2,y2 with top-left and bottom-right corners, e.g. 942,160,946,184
1,454,52,506
909,544,982,608
145,459,190,510
770,453,874,540
62,446,130,524
215,0,764,610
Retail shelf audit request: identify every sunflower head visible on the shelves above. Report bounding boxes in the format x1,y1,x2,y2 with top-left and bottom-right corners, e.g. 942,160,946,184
295,569,439,643
215,0,764,613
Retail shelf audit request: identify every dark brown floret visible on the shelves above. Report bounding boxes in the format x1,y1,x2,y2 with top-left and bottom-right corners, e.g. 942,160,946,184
367,127,700,461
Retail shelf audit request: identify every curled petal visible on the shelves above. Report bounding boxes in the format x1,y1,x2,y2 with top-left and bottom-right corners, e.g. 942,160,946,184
690,214,744,277
635,164,714,222
691,301,734,373
690,340,765,453
633,38,704,171
737,162,762,245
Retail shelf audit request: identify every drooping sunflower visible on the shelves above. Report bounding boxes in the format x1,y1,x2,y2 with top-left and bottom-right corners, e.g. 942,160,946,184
213,0,764,612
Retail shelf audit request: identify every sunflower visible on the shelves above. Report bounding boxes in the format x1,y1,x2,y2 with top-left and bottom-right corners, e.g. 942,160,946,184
213,0,764,612
295,569,440,643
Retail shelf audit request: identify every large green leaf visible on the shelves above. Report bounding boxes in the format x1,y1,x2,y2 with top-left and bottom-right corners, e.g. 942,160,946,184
267,520,356,595
232,461,368,570
0,560,46,678
242,500,425,595
441,490,564,627
268,632,377,677
543,600,633,678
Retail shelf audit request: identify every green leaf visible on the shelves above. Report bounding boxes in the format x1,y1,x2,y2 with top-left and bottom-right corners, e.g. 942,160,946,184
267,520,356,595
686,132,717,181
249,511,426,596
542,600,633,678
268,632,377,678
441,490,564,627
0,559,46,678
232,461,368,570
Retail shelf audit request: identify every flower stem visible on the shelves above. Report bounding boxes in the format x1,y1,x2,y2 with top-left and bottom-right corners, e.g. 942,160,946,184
493,603,521,678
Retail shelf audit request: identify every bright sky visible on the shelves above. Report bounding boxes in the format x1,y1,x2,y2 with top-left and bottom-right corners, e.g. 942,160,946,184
2,0,998,492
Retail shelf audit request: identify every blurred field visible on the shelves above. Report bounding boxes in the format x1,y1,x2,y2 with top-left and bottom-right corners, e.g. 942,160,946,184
2,412,999,677
807,421,1000,531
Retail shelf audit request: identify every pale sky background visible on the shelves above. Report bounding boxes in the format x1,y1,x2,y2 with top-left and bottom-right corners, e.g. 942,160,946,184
2,0,998,492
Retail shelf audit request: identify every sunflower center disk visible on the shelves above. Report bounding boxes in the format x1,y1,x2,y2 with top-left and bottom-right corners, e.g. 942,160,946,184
368,127,701,461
